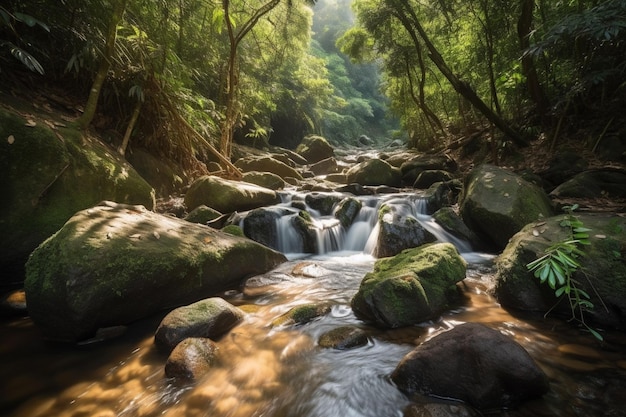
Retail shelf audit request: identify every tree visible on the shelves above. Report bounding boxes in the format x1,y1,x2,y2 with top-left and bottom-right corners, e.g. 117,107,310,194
76,0,128,129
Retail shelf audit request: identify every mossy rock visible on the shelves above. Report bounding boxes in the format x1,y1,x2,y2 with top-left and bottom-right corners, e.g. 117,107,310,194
460,164,554,250
351,243,467,328
305,192,343,215
335,197,363,228
271,303,332,327
296,135,335,164
346,158,402,187
373,203,437,258
318,326,369,350
184,205,222,225
0,108,155,284
495,213,626,330
235,156,303,181
24,201,286,343
242,171,286,190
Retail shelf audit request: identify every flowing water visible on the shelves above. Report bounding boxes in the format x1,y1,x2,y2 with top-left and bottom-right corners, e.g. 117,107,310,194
2,191,626,417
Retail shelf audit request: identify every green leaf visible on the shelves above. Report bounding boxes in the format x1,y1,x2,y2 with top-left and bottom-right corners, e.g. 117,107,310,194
548,269,557,289
587,327,604,342
13,12,49,32
555,286,567,297
539,263,550,283
573,227,592,233
550,259,567,286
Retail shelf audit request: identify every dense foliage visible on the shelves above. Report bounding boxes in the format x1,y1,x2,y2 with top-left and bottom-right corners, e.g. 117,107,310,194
340,0,626,151
1,0,624,170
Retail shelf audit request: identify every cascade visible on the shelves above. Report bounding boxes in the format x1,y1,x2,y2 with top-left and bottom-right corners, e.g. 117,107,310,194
237,191,471,257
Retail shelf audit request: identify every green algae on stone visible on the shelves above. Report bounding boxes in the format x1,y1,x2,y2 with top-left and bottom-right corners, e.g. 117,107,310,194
271,303,332,327
351,243,467,328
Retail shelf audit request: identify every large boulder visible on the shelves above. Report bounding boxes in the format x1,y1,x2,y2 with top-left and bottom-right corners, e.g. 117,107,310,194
550,169,626,199
241,206,293,249
351,243,467,328
373,202,437,258
346,158,402,187
495,213,626,330
296,135,334,164
184,175,280,213
400,155,458,185
234,156,303,180
0,108,155,285
155,297,244,353
391,323,549,410
460,164,554,250
24,201,286,343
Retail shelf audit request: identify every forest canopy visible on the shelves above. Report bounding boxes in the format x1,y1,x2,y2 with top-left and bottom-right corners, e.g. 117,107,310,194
1,0,625,172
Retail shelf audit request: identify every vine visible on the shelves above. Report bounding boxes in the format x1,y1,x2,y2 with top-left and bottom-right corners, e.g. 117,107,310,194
526,204,603,341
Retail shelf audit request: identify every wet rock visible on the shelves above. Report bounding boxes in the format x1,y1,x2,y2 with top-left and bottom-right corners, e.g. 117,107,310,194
184,205,222,225
550,168,626,199
422,180,462,213
234,156,303,180
310,157,339,176
318,326,369,350
242,171,286,190
413,170,455,189
403,402,479,417
346,158,402,187
305,192,343,215
352,243,467,328
242,206,292,249
24,201,285,343
0,289,28,317
296,135,335,164
373,203,437,258
270,303,332,327
291,262,331,278
391,323,549,410
184,175,280,213
292,211,319,253
432,207,480,249
400,155,458,185
495,213,626,330
165,337,220,380
335,197,363,228
460,164,554,250
155,297,244,353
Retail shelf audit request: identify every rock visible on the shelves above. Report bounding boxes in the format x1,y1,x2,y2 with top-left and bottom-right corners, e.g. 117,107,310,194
357,135,375,147
234,156,303,180
309,157,339,176
373,202,437,258
550,169,626,199
400,155,458,185
495,213,626,330
413,170,455,189
334,197,363,228
0,289,28,317
242,171,286,190
346,158,402,187
126,147,187,197
318,326,369,350
305,192,343,215
459,164,554,250
155,297,244,353
24,201,286,343
270,146,308,165
0,108,155,285
184,205,222,225
422,180,462,214
351,243,467,328
402,403,479,417
242,206,292,249
325,173,348,183
292,210,320,253
296,135,334,164
165,337,220,380
221,225,244,236
390,323,549,410
432,207,480,249
270,303,332,327
184,175,280,213
538,149,589,188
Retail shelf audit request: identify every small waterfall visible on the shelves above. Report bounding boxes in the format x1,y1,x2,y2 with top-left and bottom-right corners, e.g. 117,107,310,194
239,192,472,257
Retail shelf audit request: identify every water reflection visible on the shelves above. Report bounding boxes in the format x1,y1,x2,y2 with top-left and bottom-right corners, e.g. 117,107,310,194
2,255,626,417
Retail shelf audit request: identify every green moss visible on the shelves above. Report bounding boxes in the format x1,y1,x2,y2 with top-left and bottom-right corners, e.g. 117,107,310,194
271,303,331,327
221,225,244,237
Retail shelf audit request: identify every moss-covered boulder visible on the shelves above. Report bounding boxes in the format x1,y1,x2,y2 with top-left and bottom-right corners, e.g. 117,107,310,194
270,303,332,327
318,326,369,350
126,147,187,197
184,205,222,225
550,169,626,199
373,203,437,258
351,243,467,328
305,192,343,215
242,206,292,249
495,213,626,330
0,109,155,285
432,207,481,249
155,297,244,353
296,135,334,164
184,175,280,213
346,158,402,187
235,156,303,181
460,164,554,250
24,201,286,343
334,197,362,228
242,171,286,190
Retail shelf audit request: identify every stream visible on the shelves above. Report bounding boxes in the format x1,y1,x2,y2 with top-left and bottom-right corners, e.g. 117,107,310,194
2,190,626,417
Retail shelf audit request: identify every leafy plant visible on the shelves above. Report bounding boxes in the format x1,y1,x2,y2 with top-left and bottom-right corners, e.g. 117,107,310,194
526,204,603,341
0,6,49,74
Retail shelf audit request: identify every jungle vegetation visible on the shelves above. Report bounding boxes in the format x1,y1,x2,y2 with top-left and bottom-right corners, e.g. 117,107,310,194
1,0,625,175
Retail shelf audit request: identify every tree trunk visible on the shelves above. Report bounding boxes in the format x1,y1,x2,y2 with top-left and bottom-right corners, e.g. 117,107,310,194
76,0,127,129
518,0,549,121
387,0,529,147
118,100,142,156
